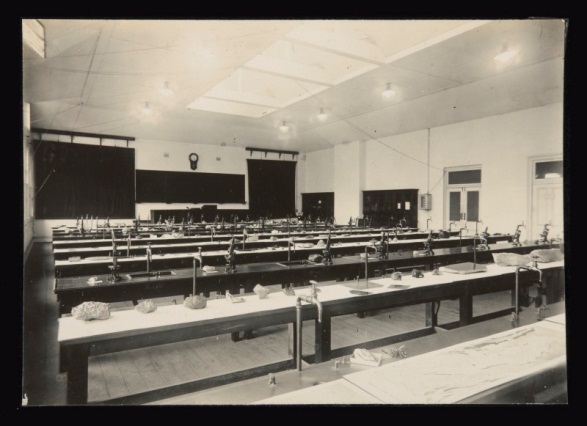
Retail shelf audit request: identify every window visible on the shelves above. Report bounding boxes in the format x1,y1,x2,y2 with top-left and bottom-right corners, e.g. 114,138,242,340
535,160,563,180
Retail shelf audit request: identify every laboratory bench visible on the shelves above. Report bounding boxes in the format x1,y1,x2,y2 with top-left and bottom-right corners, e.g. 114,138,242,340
53,242,562,315
51,231,511,261
57,261,564,405
52,235,519,278
51,228,460,250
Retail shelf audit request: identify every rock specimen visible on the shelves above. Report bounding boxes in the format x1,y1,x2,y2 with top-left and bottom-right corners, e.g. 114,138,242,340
492,253,532,267
72,301,110,321
254,284,270,299
184,295,207,309
135,299,157,314
411,269,424,278
391,272,402,280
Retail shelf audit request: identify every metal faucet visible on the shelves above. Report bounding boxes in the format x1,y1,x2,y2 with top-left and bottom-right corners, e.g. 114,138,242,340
426,217,432,230
475,219,483,236
512,223,525,247
192,248,203,297
287,237,295,261
146,243,152,273
127,233,132,257
513,258,543,322
242,229,248,250
459,227,468,247
295,280,323,371
364,244,378,288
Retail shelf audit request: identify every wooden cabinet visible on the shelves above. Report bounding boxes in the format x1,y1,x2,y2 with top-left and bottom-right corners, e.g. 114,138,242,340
363,189,418,228
301,192,334,221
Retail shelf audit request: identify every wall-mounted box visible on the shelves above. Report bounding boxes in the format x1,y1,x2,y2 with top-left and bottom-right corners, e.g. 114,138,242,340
420,193,432,211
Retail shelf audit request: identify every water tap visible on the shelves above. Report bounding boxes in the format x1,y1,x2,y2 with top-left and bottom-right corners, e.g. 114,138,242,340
146,243,152,273
459,226,468,247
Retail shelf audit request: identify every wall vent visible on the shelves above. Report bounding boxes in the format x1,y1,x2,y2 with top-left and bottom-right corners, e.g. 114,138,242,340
420,193,432,210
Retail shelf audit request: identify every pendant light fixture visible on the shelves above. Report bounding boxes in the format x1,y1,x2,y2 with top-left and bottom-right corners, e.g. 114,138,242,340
279,121,289,133
382,82,396,100
494,44,519,66
317,107,328,122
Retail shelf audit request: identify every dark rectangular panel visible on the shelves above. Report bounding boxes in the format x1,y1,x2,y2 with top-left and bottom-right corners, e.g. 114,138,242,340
34,140,135,219
136,170,245,204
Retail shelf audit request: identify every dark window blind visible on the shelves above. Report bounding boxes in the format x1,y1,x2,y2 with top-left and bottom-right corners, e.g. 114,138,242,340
247,159,296,218
33,140,135,219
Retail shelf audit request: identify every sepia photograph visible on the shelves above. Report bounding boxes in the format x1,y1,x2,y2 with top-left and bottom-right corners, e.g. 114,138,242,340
21,18,569,407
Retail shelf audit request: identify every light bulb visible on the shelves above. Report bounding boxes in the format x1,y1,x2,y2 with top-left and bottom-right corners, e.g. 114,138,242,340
141,102,153,116
494,45,519,66
317,108,328,122
382,82,396,100
279,121,289,133
162,81,174,96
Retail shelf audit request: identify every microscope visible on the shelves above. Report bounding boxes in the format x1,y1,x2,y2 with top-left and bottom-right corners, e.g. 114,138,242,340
481,226,490,240
322,231,333,265
538,224,551,245
225,237,237,273
422,230,434,256
376,232,389,260
511,223,525,247
108,242,121,282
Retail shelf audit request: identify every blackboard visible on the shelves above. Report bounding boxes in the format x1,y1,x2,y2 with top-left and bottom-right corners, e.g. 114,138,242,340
136,170,245,204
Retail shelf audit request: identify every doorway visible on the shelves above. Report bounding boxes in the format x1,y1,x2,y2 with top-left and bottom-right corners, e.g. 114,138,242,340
529,157,563,243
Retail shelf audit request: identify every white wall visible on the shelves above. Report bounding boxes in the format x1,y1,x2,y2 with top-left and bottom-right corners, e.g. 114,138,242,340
304,103,563,234
304,148,335,193
333,142,363,224
431,102,563,236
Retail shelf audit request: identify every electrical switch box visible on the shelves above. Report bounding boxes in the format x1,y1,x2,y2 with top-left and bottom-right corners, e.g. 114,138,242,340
420,193,432,211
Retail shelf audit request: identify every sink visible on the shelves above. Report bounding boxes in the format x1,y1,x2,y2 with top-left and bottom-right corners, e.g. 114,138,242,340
125,270,177,279
275,260,317,267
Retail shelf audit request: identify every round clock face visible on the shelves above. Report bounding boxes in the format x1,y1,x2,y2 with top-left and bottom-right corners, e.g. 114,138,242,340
189,153,199,170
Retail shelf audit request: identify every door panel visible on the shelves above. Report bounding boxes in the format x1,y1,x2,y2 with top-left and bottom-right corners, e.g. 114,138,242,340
532,185,563,242
466,190,480,223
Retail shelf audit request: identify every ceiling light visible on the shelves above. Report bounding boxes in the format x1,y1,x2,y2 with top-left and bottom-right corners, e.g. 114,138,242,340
162,81,174,96
494,44,519,66
317,108,328,122
382,82,396,100
279,121,290,133
140,102,153,116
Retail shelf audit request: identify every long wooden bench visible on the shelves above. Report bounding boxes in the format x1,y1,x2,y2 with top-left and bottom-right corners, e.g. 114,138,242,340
57,261,564,404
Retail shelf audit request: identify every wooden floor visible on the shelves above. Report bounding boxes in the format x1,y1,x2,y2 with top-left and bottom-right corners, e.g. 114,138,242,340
21,241,513,406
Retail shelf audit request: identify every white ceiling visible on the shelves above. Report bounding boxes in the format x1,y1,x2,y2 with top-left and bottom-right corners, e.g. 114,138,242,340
22,19,566,153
